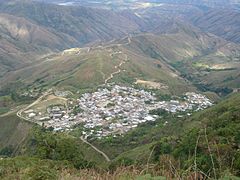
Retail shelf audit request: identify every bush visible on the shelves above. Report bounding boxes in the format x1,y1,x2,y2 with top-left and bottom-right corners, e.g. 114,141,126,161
25,165,58,180
29,127,94,169
0,146,14,157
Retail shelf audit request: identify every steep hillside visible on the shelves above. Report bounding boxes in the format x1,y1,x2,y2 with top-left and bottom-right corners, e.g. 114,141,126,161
112,92,240,177
0,13,78,50
0,12,81,77
1,23,240,95
0,0,140,45
35,0,240,9
0,39,194,95
123,27,240,93
136,4,240,45
190,9,240,44
0,0,143,79
0,87,239,179
0,115,109,168
0,114,33,153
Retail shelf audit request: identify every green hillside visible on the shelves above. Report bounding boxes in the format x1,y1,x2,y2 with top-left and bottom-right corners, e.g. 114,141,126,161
0,114,32,152
1,25,240,99
0,115,109,168
0,38,195,95
111,92,240,177
0,92,239,179
126,29,240,93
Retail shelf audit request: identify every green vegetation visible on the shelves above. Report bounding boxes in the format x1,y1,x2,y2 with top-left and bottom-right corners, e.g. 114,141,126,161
27,127,94,169
26,126,109,168
0,114,32,150
0,90,239,177
0,0,240,178
110,92,240,178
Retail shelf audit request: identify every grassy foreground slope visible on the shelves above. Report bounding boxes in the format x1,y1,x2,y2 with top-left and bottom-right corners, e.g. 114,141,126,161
0,93,239,179
0,114,32,153
0,115,108,168
112,92,240,177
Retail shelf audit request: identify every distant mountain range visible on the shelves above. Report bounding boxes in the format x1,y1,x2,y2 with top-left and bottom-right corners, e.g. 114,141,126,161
34,0,240,9
0,1,240,179
0,0,239,93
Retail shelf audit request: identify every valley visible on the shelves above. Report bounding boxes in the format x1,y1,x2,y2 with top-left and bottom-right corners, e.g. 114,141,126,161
0,0,240,179
17,85,212,136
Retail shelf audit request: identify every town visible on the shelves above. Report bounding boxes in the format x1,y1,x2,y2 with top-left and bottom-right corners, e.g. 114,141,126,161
22,85,213,139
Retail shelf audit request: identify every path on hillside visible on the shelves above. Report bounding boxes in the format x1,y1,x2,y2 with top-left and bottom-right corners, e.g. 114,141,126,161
16,89,52,122
74,35,132,55
103,36,131,84
80,136,110,162
0,109,18,117
104,54,128,84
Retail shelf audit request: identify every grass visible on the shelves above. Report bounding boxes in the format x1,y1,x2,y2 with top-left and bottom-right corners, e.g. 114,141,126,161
88,92,240,165
0,113,109,170
0,156,239,179
0,114,33,150
0,92,239,179
0,107,9,115
1,37,197,96
90,112,191,160
28,95,68,115
65,134,110,168
0,156,169,180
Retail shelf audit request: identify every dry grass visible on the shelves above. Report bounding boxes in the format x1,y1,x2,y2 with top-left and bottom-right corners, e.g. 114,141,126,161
59,166,169,180
135,79,169,90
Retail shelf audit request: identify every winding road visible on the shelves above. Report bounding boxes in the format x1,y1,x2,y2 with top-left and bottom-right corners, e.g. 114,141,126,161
15,89,111,162
16,89,52,122
80,136,110,162
105,54,128,84
13,36,133,162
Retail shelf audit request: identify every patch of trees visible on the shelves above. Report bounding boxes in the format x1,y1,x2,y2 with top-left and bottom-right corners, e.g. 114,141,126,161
150,101,240,178
0,145,14,157
194,83,233,96
149,109,169,116
28,127,95,169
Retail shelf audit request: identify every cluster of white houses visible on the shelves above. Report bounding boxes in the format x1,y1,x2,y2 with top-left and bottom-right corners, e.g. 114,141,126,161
23,85,213,138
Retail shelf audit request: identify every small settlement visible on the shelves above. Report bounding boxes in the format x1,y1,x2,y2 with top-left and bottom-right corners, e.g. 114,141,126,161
22,85,213,139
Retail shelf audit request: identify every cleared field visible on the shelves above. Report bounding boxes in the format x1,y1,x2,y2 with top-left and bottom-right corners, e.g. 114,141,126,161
27,95,68,114
135,79,169,90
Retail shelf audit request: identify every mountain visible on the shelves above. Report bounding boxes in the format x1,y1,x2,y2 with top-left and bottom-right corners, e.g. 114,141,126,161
189,9,240,44
0,0,141,45
0,12,80,77
1,23,240,96
135,4,240,45
0,1,240,179
34,0,240,9
0,13,78,50
0,0,143,80
0,32,195,95
0,1,238,80
148,0,240,7
122,25,240,92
